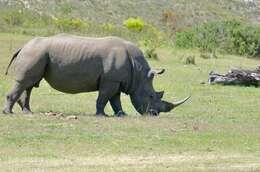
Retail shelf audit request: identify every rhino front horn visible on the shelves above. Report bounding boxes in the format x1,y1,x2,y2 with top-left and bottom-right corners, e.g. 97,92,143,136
172,95,191,108
160,96,191,112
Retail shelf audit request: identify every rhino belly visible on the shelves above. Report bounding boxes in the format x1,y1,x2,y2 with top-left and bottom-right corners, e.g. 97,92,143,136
43,64,101,94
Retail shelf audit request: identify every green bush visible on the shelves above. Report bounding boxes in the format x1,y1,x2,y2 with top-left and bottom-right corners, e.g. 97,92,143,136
175,29,196,48
175,20,260,57
231,25,260,56
2,10,24,26
140,25,164,60
101,23,116,32
176,21,238,52
143,46,158,60
1,9,53,28
123,17,144,32
54,18,87,32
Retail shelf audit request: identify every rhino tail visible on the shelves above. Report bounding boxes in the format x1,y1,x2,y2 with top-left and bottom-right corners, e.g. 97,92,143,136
5,48,22,75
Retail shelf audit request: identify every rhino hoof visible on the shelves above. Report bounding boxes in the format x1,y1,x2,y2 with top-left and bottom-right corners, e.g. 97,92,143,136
115,111,127,117
2,109,13,114
22,109,33,114
96,113,109,117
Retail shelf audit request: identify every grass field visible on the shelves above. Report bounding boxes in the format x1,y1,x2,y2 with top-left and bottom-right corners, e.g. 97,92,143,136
0,33,260,171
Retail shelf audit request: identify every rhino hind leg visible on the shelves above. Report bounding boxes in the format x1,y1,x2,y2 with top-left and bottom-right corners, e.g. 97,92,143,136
17,86,33,114
3,73,44,114
17,79,41,114
3,82,27,114
109,93,126,117
3,80,42,114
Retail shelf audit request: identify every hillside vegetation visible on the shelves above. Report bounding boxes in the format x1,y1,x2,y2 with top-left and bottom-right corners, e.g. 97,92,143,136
1,0,260,28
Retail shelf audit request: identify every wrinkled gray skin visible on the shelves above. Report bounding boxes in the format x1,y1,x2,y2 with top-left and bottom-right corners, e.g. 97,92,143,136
3,34,190,116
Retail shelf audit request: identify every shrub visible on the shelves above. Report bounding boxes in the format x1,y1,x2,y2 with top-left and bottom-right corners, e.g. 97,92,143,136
2,10,24,26
144,47,158,60
139,25,164,60
175,29,196,48
101,23,116,32
1,9,53,28
54,18,87,32
176,21,237,52
123,17,144,32
230,25,260,56
175,20,260,57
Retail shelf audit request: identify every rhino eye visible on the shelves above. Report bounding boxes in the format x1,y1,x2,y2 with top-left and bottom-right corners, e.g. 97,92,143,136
150,94,155,99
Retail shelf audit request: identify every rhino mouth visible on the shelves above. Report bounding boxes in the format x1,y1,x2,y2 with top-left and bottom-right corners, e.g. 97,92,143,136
146,103,159,116
135,104,159,116
148,109,159,116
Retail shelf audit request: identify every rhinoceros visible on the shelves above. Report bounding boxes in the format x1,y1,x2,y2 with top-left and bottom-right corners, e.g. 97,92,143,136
3,34,190,116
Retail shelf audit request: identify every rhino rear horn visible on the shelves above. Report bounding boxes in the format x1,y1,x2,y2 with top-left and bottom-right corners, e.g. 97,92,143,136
156,91,164,99
147,69,165,78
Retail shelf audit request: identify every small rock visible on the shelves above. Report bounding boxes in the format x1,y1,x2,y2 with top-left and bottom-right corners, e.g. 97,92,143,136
65,115,78,120
193,125,199,131
44,111,64,118
183,56,196,65
45,111,58,116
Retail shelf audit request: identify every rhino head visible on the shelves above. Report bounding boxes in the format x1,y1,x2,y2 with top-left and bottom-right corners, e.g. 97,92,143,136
130,69,190,116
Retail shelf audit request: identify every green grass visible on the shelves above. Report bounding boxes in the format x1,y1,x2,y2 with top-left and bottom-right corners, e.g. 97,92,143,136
0,33,260,171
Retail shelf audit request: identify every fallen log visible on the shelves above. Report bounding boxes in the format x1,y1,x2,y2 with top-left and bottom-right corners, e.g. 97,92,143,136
209,66,260,86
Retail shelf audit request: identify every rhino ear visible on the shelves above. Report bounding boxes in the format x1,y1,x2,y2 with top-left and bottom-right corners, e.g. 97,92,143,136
156,91,164,99
147,69,165,78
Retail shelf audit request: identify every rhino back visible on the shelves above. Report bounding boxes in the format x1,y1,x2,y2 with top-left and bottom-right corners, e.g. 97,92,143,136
44,35,131,93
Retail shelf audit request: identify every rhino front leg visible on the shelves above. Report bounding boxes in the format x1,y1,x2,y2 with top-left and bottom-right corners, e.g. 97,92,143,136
96,96,108,117
96,82,120,117
109,93,126,117
17,87,33,114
